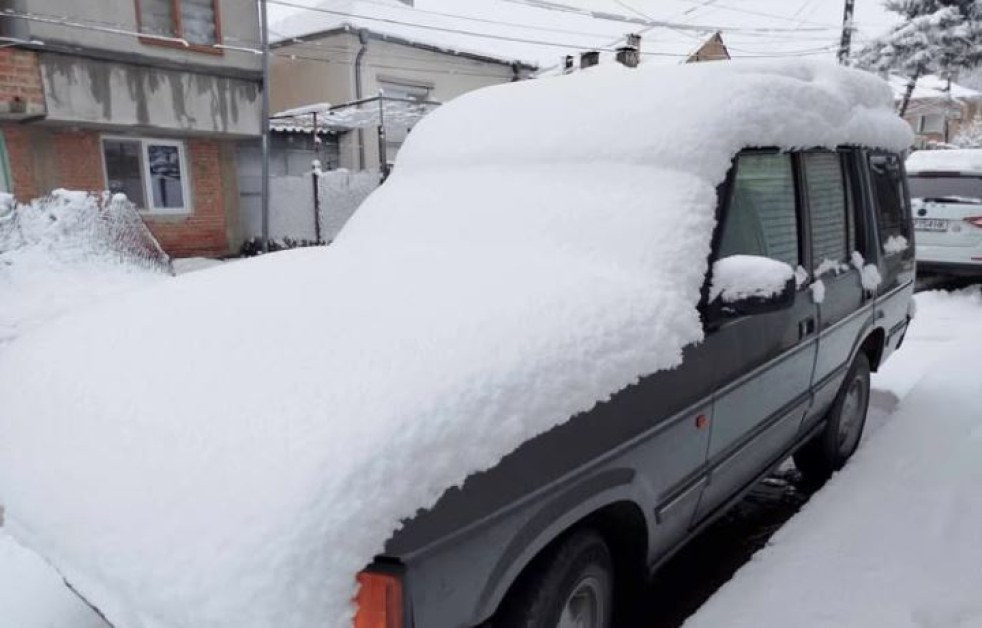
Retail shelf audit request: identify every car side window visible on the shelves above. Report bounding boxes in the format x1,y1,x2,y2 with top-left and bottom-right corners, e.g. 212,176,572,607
868,153,910,246
804,152,854,265
717,153,800,267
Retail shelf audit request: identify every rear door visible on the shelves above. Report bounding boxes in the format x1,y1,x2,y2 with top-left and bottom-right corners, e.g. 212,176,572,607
866,152,916,357
694,150,818,522
801,149,874,424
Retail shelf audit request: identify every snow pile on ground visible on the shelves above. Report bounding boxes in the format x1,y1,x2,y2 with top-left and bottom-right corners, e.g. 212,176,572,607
684,286,982,628
906,148,982,174
0,190,169,346
709,255,794,303
0,530,108,628
0,61,911,628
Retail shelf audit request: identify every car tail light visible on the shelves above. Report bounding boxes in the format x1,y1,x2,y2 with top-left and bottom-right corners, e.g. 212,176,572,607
964,216,982,228
353,571,403,628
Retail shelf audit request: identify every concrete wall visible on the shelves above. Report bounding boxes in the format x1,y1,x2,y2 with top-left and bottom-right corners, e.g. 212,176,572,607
3,0,260,75
38,52,261,137
272,31,521,170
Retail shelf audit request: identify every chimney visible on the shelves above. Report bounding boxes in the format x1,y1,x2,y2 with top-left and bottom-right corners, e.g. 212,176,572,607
616,33,641,68
580,50,600,69
563,55,575,74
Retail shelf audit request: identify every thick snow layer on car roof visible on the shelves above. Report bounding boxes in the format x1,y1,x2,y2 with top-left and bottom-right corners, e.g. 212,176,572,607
906,148,982,174
0,61,911,628
396,60,912,175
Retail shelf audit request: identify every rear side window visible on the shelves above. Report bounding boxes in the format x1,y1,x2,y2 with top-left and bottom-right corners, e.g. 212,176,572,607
718,153,799,267
804,152,854,264
868,153,910,246
908,175,982,203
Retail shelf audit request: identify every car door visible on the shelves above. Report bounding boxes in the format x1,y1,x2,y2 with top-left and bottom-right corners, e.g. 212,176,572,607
866,152,917,356
801,149,875,423
693,150,818,523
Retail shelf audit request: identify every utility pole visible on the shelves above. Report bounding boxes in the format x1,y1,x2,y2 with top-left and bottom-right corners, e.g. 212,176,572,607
259,0,271,252
838,0,856,65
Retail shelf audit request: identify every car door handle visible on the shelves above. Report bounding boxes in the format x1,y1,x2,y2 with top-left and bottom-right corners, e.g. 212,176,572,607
798,317,816,339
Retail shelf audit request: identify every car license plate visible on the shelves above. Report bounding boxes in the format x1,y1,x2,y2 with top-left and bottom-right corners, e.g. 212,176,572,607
914,218,948,232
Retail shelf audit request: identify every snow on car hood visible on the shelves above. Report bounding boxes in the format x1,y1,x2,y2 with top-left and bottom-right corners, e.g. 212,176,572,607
0,61,911,628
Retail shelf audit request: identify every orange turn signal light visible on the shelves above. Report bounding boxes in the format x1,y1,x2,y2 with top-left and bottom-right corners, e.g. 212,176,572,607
353,571,403,628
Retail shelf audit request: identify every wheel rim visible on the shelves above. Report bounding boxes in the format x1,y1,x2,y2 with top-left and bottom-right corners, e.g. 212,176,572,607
836,374,868,456
557,575,605,628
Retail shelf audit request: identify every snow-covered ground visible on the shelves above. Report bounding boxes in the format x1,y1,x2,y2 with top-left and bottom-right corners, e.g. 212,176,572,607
0,530,108,628
685,285,982,628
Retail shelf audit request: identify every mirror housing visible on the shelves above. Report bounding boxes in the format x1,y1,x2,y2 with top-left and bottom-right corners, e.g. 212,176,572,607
706,255,797,320
719,276,796,316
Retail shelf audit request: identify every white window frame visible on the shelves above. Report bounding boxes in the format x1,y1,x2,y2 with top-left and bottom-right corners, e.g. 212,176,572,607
101,135,192,215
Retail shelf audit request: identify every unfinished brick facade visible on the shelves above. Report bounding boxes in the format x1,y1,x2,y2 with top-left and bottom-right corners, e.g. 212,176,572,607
1,124,234,258
0,48,45,112
144,139,231,258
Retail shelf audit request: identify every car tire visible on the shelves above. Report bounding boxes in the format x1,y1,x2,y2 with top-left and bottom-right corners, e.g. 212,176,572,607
794,352,871,486
495,529,614,628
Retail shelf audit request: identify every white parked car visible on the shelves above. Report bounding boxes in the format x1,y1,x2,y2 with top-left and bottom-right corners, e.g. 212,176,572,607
906,149,982,277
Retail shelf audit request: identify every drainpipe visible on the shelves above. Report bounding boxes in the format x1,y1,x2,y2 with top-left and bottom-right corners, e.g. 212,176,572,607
353,29,369,171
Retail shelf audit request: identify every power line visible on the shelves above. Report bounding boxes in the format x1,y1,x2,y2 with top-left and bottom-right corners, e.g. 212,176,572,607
288,0,638,41
670,0,845,29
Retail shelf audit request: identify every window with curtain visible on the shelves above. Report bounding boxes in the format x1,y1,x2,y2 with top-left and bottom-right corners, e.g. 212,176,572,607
718,153,800,268
137,0,219,46
103,137,190,214
804,152,854,265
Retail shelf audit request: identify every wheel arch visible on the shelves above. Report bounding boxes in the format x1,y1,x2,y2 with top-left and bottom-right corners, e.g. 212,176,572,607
473,473,650,624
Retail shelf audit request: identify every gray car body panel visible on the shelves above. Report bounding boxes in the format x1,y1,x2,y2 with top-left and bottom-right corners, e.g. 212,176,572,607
374,147,914,628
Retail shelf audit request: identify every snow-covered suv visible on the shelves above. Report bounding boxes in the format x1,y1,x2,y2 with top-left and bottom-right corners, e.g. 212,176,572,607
906,149,982,277
0,61,914,628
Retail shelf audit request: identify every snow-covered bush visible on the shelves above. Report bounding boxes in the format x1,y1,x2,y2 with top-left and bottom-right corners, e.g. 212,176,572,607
954,111,982,147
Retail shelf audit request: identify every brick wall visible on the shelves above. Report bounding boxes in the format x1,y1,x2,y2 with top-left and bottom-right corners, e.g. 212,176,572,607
2,125,39,200
1,125,232,258
144,138,230,258
52,130,105,192
0,48,44,111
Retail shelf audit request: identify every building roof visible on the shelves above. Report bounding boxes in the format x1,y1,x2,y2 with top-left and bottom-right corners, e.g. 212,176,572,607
270,96,440,133
269,0,900,71
888,74,982,103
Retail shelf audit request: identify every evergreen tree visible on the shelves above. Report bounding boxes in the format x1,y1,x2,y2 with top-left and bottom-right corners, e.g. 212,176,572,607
857,0,982,117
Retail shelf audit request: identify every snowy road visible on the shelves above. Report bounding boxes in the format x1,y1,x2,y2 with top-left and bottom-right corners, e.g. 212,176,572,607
1,283,980,628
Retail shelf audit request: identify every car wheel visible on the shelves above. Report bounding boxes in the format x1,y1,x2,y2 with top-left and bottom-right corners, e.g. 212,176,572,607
794,352,871,486
495,529,614,628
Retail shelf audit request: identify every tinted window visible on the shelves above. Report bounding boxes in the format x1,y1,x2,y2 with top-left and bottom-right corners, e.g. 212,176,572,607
908,175,982,203
718,153,799,267
804,152,853,264
869,153,910,244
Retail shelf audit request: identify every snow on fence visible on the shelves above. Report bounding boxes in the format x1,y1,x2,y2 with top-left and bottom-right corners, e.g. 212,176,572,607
317,170,379,242
242,171,379,246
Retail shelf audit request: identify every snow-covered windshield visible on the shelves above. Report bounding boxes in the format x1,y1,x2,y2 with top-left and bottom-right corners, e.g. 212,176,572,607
908,175,982,204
